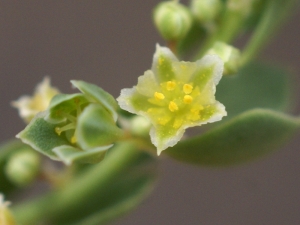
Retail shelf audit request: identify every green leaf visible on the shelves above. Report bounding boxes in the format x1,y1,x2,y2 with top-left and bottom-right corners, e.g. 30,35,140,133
77,104,124,150
16,112,70,160
216,61,293,120
71,80,118,122
53,145,111,165
164,109,300,166
45,93,88,123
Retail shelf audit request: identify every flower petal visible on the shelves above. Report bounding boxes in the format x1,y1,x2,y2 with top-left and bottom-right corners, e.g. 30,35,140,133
152,44,178,82
190,54,223,91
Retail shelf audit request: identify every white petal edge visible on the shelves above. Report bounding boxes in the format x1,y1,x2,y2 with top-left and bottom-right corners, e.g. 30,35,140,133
151,44,179,78
195,54,224,86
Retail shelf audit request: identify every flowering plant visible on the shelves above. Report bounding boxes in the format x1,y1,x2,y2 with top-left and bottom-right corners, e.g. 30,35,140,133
0,1,299,224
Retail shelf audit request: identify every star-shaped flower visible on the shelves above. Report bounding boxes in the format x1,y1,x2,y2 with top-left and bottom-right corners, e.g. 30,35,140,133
117,45,227,155
12,77,60,123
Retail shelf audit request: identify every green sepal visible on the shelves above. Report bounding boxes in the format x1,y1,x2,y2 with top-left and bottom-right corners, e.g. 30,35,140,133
45,93,88,124
76,104,124,150
71,80,118,121
164,109,300,166
217,61,293,120
53,145,112,165
16,112,70,160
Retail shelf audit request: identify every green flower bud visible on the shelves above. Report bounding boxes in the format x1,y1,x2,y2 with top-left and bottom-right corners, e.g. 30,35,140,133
4,149,40,187
206,42,241,75
153,1,192,41
130,116,151,137
191,0,223,24
226,0,256,18
0,195,17,225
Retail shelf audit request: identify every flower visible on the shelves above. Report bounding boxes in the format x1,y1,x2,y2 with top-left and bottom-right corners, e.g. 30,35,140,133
0,194,16,225
12,77,60,123
117,45,227,155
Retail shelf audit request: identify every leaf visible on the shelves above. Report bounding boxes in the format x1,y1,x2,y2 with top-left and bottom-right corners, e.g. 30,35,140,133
16,112,70,160
76,104,123,150
71,80,118,122
53,145,112,165
45,93,88,123
164,109,300,166
216,62,293,120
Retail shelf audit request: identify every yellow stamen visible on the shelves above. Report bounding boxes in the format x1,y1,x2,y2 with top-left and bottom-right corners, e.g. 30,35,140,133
71,136,77,144
154,92,165,100
55,127,62,135
183,95,193,104
169,101,178,112
166,81,176,91
183,84,193,94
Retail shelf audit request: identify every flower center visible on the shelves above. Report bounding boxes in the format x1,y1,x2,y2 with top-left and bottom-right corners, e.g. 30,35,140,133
147,80,204,127
55,101,82,144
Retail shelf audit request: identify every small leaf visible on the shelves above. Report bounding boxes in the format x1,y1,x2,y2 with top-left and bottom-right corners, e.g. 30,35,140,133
71,80,118,121
53,145,112,165
45,93,88,123
16,112,70,160
164,109,300,166
217,62,293,120
76,104,124,150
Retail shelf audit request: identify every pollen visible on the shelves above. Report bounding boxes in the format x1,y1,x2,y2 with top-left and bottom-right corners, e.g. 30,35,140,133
183,95,193,104
183,84,193,94
154,92,165,100
166,81,176,91
169,101,179,112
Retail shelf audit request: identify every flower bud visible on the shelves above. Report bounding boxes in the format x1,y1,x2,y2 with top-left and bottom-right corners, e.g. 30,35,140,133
130,116,151,137
153,1,192,41
206,42,241,75
5,149,40,186
191,0,223,24
227,0,256,18
0,194,17,225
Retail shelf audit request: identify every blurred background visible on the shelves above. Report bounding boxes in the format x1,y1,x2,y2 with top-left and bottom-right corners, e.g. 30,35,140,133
0,1,299,224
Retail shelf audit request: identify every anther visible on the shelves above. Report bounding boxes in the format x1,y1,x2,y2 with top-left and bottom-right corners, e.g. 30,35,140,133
183,95,193,104
166,81,176,91
169,101,179,112
183,84,193,94
154,92,165,100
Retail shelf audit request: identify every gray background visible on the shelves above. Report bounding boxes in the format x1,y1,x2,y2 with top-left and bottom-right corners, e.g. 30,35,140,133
0,1,300,225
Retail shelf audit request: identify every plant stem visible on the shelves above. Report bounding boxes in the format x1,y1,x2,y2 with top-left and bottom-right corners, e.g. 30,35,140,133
12,141,142,225
241,0,298,66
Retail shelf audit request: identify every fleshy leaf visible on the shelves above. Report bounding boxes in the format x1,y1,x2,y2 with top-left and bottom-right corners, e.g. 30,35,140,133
76,104,124,150
45,93,88,123
71,80,118,121
16,112,69,160
52,145,111,165
216,61,293,120
164,109,300,166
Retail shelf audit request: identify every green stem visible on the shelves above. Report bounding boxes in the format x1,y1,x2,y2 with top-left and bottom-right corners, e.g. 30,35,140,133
12,141,141,225
241,0,298,66
194,9,246,60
